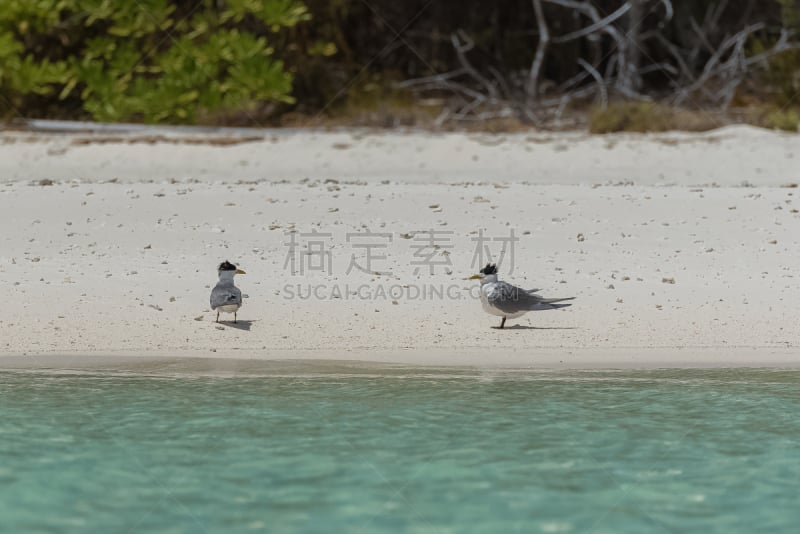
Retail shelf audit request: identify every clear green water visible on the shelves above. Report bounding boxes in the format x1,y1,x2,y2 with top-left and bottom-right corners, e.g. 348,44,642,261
1,367,799,533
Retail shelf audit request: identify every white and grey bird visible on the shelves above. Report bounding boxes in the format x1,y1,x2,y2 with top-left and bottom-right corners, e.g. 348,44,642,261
468,263,574,329
210,260,246,323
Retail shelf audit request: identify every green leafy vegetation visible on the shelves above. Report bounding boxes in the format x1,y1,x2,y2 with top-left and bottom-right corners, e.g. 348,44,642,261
588,102,721,134
752,105,800,132
2,0,799,130
0,0,308,123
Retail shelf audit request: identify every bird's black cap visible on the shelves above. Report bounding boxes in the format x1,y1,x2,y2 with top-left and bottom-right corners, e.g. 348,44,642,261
480,263,497,275
218,260,237,271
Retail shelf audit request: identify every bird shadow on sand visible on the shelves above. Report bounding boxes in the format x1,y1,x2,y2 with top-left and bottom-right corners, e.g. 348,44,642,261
218,320,255,331
491,325,578,331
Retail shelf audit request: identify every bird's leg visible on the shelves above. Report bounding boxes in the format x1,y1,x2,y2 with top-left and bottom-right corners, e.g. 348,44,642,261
216,311,219,323
499,317,506,329
234,311,237,324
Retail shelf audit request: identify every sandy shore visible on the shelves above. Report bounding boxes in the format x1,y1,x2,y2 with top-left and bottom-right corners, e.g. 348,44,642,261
2,348,800,374
1,125,798,368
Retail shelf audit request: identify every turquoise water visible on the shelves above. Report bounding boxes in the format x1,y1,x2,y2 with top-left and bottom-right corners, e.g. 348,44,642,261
1,366,799,533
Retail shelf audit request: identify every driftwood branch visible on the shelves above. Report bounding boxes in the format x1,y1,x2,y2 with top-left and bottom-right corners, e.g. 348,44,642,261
544,0,631,96
526,0,550,101
451,30,498,100
577,58,608,109
551,3,631,44
395,0,800,124
674,23,767,106
658,0,673,21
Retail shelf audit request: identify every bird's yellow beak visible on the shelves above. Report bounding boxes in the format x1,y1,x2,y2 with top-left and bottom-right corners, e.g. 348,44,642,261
466,274,481,280
236,269,246,275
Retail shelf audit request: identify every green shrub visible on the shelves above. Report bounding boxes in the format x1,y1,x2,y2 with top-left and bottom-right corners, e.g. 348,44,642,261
0,0,309,123
589,101,721,134
763,107,800,132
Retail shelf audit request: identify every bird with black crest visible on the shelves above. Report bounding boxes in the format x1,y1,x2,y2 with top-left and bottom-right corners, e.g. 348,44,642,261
210,261,246,323
467,263,574,329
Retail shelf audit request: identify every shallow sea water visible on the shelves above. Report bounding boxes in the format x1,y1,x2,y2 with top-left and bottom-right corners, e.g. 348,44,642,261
1,365,799,533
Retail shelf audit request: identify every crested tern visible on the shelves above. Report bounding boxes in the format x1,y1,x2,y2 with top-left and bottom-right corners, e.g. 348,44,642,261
210,260,246,323
468,263,574,329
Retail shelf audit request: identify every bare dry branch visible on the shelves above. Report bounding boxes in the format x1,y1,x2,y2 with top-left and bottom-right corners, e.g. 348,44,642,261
745,29,800,66
543,0,629,92
488,66,512,100
577,58,608,109
394,69,468,89
650,31,694,81
543,0,627,49
393,0,800,124
527,0,550,100
639,63,679,76
451,31,498,100
659,0,674,21
551,3,631,44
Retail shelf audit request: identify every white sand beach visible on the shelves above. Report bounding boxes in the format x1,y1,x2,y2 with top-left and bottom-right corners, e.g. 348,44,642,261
1,125,798,368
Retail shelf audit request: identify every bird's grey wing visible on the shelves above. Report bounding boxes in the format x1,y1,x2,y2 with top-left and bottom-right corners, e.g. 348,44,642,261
486,282,530,313
210,284,242,309
526,294,574,310
488,282,574,313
